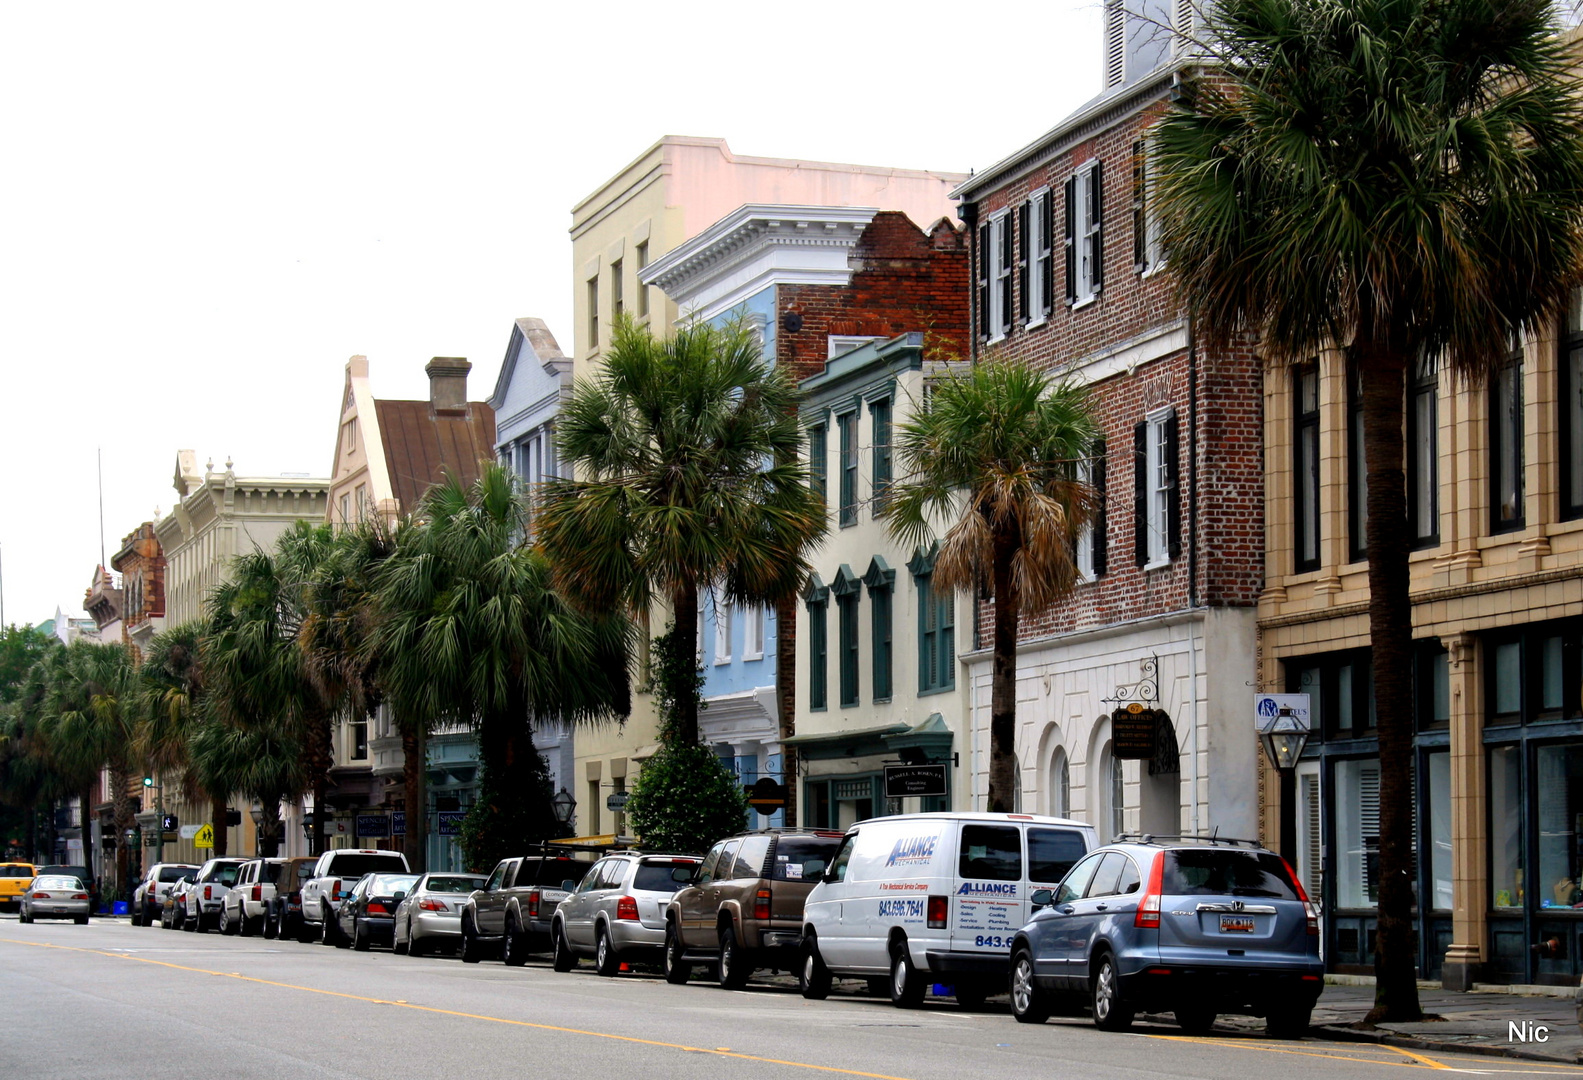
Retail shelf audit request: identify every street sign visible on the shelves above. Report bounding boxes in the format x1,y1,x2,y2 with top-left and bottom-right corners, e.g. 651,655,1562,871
179,824,200,840
1111,707,1157,759
193,823,214,849
1254,692,1312,733
883,763,948,798
355,814,390,837
745,777,786,815
605,791,630,813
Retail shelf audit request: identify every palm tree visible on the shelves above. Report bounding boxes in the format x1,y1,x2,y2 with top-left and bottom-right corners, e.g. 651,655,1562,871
538,316,825,748
137,621,217,858
884,362,1097,814
1152,0,1583,1020
372,465,631,869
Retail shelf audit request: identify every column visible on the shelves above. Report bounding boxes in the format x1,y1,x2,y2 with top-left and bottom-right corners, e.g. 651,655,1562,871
1442,632,1486,991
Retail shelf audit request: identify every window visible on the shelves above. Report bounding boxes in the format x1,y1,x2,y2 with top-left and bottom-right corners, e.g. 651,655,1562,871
713,591,731,665
586,276,599,351
1109,752,1125,840
354,484,367,523
808,423,827,506
828,335,883,358
1484,623,1582,724
1064,161,1104,305
1049,748,1070,817
1131,141,1163,273
1408,353,1439,546
1290,649,1375,739
807,581,829,711
1076,437,1108,579
731,835,772,880
742,606,764,661
1027,189,1054,323
1028,826,1085,883
1056,852,1104,904
1489,744,1522,910
978,213,1013,340
1134,409,1179,568
838,411,859,527
864,558,894,703
339,493,352,525
610,258,624,321
833,568,860,708
1562,289,1583,519
1491,348,1525,532
1335,757,1380,908
349,716,368,761
912,554,955,694
1345,359,1366,563
635,241,649,318
871,398,892,514
958,824,1022,881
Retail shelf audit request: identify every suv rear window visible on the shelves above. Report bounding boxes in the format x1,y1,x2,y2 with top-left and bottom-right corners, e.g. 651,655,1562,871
633,864,691,893
327,855,407,879
770,836,841,881
206,864,242,885
1163,849,1300,900
159,867,192,882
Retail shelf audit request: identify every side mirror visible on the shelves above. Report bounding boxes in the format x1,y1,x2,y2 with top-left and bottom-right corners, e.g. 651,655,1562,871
1030,888,1054,911
393,892,407,904
561,879,578,893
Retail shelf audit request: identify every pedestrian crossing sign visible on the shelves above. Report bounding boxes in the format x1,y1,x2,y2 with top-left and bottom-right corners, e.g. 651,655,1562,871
193,823,214,848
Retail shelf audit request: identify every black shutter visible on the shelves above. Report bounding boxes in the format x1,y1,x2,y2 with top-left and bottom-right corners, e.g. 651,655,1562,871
1063,176,1077,304
1089,161,1104,293
1000,216,1014,329
977,223,990,341
1041,191,1055,314
1134,421,1148,568
1017,202,1030,323
1093,437,1108,577
1132,142,1147,272
1165,413,1182,561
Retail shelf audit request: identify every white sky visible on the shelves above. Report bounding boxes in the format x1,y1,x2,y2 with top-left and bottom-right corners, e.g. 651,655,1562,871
0,1,1103,628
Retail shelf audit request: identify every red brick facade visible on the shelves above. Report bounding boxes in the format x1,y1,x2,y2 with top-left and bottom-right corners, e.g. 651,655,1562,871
112,522,166,657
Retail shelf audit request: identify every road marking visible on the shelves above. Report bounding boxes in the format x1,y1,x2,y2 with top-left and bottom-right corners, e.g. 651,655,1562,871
1388,1045,1453,1070
0,938,917,1080
1142,1032,1579,1074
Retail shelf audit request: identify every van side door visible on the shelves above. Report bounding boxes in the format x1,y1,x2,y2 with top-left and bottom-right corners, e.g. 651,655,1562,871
808,831,858,966
951,823,1024,954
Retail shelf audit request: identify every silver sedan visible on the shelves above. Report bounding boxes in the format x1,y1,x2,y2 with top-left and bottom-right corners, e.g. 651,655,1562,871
19,875,91,924
392,872,487,957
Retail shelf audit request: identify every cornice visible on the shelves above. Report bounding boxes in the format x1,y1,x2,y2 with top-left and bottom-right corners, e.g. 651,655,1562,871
641,204,879,296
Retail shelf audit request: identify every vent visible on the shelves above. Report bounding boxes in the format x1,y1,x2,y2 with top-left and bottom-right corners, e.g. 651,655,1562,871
1173,0,1196,56
1301,772,1322,897
1105,1,1126,87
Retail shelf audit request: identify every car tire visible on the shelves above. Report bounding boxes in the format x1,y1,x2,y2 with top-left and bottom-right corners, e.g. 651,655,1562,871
296,916,315,944
1265,1000,1312,1040
240,912,257,937
335,916,353,949
663,922,690,984
408,921,427,959
18,910,30,924
1090,952,1134,1032
218,905,233,935
502,915,528,967
353,919,370,951
595,925,620,977
460,913,483,964
183,911,198,933
262,908,278,940
75,914,89,926
717,924,750,990
889,943,925,1009
393,923,409,955
551,924,575,972
799,936,832,1000
1176,1004,1217,1035
1010,948,1051,1024
321,905,340,947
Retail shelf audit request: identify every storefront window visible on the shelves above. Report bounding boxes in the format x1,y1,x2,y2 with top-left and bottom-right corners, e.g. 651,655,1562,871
1493,642,1522,717
1490,745,1523,910
1536,743,1583,911
1335,758,1380,908
1427,751,1452,911
1540,636,1564,715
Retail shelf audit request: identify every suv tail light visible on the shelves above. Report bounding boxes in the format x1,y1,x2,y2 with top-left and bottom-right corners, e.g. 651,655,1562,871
1135,852,1165,929
616,896,639,921
926,895,948,929
204,885,213,901
252,885,262,902
1281,856,1320,936
753,888,771,921
527,889,540,919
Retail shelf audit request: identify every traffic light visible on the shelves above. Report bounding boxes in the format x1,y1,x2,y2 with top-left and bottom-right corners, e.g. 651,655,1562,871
142,776,154,788
161,814,177,832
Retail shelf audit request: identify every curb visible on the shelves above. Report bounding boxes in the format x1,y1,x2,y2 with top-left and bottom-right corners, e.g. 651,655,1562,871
1306,1022,1581,1066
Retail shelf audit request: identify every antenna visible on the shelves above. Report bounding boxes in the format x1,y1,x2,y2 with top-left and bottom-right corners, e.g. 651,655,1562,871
97,447,107,573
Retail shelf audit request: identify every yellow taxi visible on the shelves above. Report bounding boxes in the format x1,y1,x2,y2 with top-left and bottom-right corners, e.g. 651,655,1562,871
0,863,37,911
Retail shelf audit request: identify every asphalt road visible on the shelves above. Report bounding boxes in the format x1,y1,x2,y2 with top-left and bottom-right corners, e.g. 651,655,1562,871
1,916,1575,1080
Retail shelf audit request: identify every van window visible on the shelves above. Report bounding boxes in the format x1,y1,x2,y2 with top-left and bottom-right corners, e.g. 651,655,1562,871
732,836,772,880
825,835,858,883
1055,852,1106,904
773,835,842,881
957,825,1022,881
1028,828,1087,883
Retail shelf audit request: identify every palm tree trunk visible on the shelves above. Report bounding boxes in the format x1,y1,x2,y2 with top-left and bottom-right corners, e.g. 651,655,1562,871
79,785,94,884
110,763,133,901
311,715,332,856
987,534,1020,813
667,583,702,746
775,594,798,828
210,794,228,858
1358,343,1423,1023
402,725,427,874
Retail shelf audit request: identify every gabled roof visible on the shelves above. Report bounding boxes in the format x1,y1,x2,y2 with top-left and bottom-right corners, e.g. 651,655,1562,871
373,398,497,513
488,317,568,412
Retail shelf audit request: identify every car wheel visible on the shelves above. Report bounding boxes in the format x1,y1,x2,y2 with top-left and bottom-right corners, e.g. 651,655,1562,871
393,921,409,955
890,943,925,1009
408,920,427,959
799,936,832,1000
295,915,315,944
218,905,233,935
502,915,528,967
183,910,198,932
717,924,750,990
321,905,340,947
1010,948,1051,1024
663,922,690,984
334,916,353,949
460,913,483,964
1266,999,1312,1040
240,911,257,937
353,919,371,952
262,908,278,940
18,910,30,924
1090,952,1134,1032
1176,1003,1217,1035
595,925,620,977
551,923,575,972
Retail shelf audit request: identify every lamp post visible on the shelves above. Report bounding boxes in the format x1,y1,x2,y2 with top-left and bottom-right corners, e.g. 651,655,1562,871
1258,705,1311,862
550,788,576,838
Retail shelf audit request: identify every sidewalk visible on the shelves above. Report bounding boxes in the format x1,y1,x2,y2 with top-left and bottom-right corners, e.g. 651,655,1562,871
1212,978,1582,1065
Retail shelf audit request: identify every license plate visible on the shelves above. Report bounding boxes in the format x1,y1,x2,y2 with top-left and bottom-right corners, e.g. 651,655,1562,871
1219,915,1255,933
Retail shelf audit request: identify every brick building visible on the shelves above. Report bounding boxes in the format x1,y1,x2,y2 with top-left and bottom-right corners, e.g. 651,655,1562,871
111,521,165,660
950,8,1262,840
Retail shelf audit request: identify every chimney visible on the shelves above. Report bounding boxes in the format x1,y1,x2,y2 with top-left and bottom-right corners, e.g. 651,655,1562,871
426,357,471,414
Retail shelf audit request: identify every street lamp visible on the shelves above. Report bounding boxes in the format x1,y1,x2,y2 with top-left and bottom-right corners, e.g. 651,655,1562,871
1258,705,1311,861
550,789,576,836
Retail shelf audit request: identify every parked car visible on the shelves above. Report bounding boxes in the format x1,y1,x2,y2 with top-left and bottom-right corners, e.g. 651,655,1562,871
299,848,410,945
181,858,246,932
551,853,700,975
220,857,289,936
665,829,845,989
459,853,595,965
333,872,420,951
160,875,194,929
0,863,37,911
262,856,320,941
1006,836,1323,1037
801,812,1096,1008
392,872,487,957
36,865,95,911
133,863,199,927
19,874,90,924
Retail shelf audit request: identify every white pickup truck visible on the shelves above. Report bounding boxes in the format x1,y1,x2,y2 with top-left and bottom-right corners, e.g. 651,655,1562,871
298,848,410,945
184,858,246,932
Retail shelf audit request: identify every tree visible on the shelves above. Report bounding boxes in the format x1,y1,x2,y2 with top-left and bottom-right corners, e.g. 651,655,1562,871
884,361,1097,814
372,465,630,871
539,316,824,749
1152,0,1583,1021
0,625,59,705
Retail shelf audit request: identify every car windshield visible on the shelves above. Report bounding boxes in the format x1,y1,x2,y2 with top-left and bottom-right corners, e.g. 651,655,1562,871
158,867,193,882
770,836,841,882
329,855,407,878
0,866,33,877
1162,849,1300,900
34,876,81,889
632,863,693,893
425,875,485,893
368,874,419,894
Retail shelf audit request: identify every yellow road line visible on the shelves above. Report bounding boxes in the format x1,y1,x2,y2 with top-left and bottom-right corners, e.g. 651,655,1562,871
1387,1045,1453,1070
1,938,914,1080
1141,1032,1440,1069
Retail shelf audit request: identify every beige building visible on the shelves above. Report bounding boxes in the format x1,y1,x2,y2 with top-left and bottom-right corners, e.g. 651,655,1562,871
1258,296,1583,988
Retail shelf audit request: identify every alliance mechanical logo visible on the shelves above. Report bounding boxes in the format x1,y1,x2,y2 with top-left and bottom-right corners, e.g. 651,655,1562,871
885,835,939,866
957,881,1018,897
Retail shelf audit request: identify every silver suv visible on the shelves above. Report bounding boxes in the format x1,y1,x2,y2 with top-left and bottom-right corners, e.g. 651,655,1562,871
550,853,700,976
1008,836,1322,1038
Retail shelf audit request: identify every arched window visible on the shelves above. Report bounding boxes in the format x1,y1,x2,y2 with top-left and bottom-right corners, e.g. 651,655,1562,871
1049,747,1070,818
1109,752,1125,840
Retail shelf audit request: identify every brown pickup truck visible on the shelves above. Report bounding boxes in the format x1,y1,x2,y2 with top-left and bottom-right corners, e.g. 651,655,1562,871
459,854,594,965
664,828,845,989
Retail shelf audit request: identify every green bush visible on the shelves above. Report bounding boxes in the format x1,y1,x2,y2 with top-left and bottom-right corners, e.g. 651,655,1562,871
458,747,554,873
626,743,749,854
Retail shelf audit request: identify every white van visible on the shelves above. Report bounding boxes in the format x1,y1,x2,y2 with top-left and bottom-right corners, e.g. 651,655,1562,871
800,811,1097,1008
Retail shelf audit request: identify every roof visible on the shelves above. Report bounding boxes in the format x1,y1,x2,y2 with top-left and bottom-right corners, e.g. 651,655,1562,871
373,398,497,512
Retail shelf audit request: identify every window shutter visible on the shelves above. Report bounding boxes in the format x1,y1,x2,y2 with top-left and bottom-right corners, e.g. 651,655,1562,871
1165,412,1182,561
1000,216,1014,330
1132,142,1147,272
1089,161,1104,293
977,224,991,341
1017,202,1030,322
1063,176,1077,304
1041,191,1055,314
1134,421,1148,568
1093,436,1108,577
